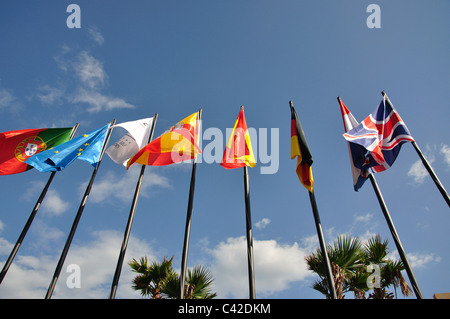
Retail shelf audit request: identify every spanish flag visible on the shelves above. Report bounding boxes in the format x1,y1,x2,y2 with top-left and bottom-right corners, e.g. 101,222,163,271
290,102,313,192
126,112,201,168
221,106,256,169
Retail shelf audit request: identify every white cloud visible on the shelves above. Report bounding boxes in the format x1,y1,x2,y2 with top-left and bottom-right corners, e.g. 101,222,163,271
209,236,313,298
0,87,23,113
408,252,441,269
86,166,171,204
0,88,15,109
50,48,135,113
30,220,65,248
53,230,156,298
255,218,270,229
88,27,104,46
354,213,373,224
53,44,71,72
0,237,13,256
408,144,450,183
389,250,441,270
73,88,135,113
22,181,69,216
408,159,429,184
36,85,64,105
75,51,107,90
41,189,70,216
440,144,450,167
0,254,56,298
0,230,156,298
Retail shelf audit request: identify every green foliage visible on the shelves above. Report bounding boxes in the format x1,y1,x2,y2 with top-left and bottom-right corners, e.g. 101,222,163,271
128,256,216,299
305,234,412,299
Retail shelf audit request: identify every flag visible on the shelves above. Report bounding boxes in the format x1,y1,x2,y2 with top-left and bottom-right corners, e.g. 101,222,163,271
25,124,110,172
106,118,153,167
290,103,313,192
127,112,201,168
0,127,73,175
338,97,371,191
343,93,414,172
220,106,256,169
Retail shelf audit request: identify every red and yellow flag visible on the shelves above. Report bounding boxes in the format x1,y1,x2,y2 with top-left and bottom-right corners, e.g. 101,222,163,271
126,112,201,168
221,106,256,169
290,103,314,192
0,127,73,175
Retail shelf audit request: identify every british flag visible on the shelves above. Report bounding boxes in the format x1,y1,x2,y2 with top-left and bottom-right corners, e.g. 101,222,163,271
343,92,414,173
338,97,371,191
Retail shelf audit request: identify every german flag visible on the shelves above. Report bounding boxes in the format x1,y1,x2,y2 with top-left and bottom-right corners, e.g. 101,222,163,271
290,102,313,192
127,112,201,168
221,106,256,169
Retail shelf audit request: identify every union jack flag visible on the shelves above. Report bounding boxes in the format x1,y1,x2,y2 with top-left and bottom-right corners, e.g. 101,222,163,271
343,93,414,173
338,97,371,191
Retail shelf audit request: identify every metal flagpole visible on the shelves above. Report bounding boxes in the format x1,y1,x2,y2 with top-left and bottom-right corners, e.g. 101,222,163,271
0,123,79,285
290,100,336,299
411,141,450,207
308,190,338,299
45,119,116,299
109,114,158,299
381,91,449,207
369,174,424,299
243,165,256,299
179,109,202,299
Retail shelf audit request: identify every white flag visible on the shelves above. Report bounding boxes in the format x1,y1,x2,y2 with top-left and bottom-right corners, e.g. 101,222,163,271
106,118,153,166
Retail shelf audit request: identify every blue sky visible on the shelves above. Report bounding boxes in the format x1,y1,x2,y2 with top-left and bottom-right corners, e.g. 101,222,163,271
0,0,449,299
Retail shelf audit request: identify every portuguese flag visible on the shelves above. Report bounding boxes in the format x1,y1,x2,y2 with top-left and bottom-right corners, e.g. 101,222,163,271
0,127,73,175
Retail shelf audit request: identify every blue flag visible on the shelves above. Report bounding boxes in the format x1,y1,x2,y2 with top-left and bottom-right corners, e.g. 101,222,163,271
343,93,414,173
26,124,110,172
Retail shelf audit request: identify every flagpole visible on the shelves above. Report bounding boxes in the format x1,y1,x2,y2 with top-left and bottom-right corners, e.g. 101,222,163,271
179,109,202,299
0,124,80,285
289,100,336,299
45,119,116,299
412,142,449,206
307,190,338,299
243,165,256,299
380,91,449,207
369,174,424,299
109,114,158,299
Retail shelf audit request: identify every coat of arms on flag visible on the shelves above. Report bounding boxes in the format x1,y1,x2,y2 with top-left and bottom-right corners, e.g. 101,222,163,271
0,127,73,175
15,136,47,162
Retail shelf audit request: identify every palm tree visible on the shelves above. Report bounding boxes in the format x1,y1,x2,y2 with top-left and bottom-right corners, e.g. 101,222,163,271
162,265,217,299
128,256,176,299
128,256,217,299
362,234,412,299
305,235,366,298
305,234,412,299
